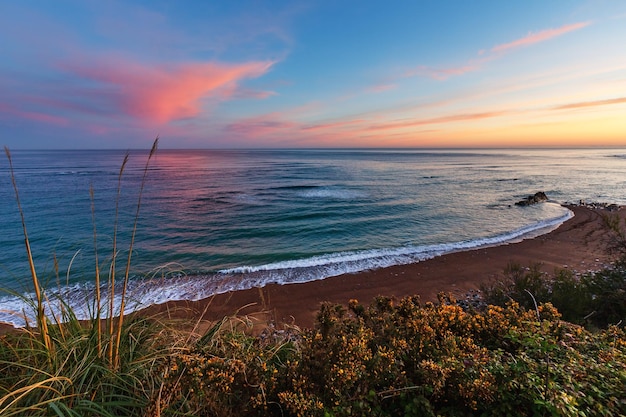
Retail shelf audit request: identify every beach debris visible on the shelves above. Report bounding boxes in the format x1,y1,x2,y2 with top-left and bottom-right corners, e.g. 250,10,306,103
456,289,487,311
515,191,548,206
257,322,302,344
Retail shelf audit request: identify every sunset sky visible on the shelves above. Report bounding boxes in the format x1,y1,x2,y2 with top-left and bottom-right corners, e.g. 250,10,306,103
1,1,626,149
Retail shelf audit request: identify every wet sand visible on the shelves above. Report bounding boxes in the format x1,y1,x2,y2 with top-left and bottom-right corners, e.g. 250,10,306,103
141,205,623,330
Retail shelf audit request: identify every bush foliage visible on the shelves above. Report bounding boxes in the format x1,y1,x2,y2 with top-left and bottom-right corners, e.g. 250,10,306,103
481,261,626,329
3,294,625,416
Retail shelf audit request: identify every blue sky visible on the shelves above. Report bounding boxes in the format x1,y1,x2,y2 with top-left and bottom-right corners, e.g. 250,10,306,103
1,1,626,148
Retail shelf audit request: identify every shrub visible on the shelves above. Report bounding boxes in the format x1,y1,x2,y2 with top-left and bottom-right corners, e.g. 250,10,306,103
482,260,626,329
582,261,626,328
147,318,300,417
277,295,626,417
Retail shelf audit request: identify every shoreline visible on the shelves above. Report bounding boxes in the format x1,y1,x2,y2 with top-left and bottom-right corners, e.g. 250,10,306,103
1,205,622,334
141,205,623,330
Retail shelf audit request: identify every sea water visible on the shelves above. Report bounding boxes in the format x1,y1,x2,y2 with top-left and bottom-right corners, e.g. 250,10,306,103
1,148,625,326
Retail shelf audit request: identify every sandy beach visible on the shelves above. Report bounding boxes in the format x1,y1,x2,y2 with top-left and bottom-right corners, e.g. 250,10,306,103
141,205,623,329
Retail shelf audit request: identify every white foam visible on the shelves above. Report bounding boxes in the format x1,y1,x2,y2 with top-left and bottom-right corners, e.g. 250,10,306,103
297,188,366,200
221,207,573,275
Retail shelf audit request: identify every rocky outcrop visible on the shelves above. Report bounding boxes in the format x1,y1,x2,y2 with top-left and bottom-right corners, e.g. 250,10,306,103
567,201,622,211
515,191,548,206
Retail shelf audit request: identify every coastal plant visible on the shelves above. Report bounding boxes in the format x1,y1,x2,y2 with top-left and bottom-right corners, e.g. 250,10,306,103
279,295,499,416
481,260,626,328
480,208,626,329
0,314,174,415
4,147,51,352
0,139,169,416
2,288,626,415
147,316,300,416
580,261,626,328
479,262,550,312
602,212,626,259
113,138,159,369
278,295,626,417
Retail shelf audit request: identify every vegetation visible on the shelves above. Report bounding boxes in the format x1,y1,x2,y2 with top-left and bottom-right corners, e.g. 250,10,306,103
3,293,625,416
1,144,626,415
481,213,626,329
1,139,161,416
481,261,626,330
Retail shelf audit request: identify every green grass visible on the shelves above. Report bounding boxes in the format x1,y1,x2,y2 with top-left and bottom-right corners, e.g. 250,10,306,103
1,139,169,416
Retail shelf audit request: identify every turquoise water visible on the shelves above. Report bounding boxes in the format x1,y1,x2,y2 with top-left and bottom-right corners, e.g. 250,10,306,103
1,148,625,325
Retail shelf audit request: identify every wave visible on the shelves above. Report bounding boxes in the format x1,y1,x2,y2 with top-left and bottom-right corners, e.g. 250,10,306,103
297,187,367,200
0,207,573,328
265,184,367,200
222,207,572,276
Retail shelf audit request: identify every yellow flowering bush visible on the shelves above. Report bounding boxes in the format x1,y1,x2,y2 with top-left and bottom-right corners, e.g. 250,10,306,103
278,294,626,417
147,321,299,417
4,293,624,416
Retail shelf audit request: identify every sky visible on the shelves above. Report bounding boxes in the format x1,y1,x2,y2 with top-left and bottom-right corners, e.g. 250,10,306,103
1,1,626,149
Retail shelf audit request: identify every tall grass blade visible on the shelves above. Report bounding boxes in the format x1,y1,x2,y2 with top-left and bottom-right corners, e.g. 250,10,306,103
0,377,72,416
89,185,103,355
114,137,159,368
108,151,129,364
4,147,52,352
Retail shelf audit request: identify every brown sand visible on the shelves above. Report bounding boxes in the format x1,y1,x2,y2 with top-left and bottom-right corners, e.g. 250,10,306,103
1,205,622,335
142,205,623,330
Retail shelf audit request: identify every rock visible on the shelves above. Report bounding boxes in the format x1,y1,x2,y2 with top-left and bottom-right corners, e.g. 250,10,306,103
515,191,548,206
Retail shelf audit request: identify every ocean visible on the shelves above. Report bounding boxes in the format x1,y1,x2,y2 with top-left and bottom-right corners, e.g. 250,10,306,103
1,148,625,326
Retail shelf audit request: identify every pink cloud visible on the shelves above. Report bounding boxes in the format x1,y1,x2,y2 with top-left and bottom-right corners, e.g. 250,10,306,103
232,88,277,99
366,83,397,93
64,58,274,124
553,96,626,110
0,102,69,126
492,21,591,53
405,63,480,80
405,21,591,82
224,108,509,147
85,124,113,135
302,119,366,132
226,113,298,138
366,111,507,131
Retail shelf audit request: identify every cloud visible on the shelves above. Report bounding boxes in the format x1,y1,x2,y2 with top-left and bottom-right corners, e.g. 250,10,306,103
232,88,277,99
62,58,274,124
226,113,298,138
302,119,366,132
0,102,69,126
366,111,507,131
405,63,481,80
491,21,591,53
222,107,511,147
552,96,626,110
366,83,397,93
406,21,591,81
